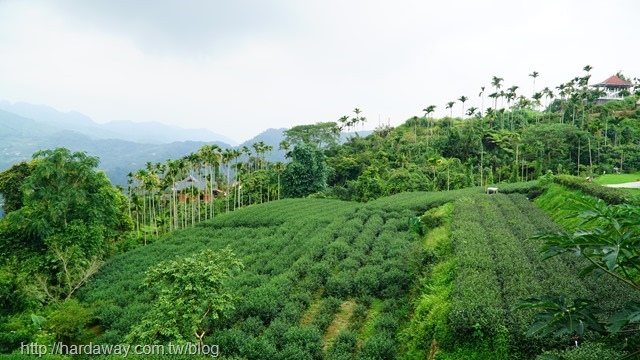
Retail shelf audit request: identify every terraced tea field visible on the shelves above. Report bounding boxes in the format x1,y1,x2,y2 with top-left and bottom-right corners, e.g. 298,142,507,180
78,187,638,359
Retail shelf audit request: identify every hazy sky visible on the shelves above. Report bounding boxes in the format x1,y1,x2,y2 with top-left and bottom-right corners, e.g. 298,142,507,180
1,0,639,143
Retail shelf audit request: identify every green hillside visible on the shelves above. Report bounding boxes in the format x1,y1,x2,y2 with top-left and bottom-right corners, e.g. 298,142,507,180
79,198,416,358
3,67,640,359
62,184,634,359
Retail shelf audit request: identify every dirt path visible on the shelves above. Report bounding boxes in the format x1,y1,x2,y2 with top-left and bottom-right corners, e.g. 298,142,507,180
605,181,640,189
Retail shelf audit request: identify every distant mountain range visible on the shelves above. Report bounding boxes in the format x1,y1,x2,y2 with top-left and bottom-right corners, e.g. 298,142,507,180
0,101,371,187
0,101,238,145
0,101,244,185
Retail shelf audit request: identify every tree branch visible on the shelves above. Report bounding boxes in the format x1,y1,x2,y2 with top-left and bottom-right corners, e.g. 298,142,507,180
583,254,640,291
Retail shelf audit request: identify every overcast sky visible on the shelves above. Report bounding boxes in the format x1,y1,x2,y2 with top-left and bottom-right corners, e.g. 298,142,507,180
1,0,639,143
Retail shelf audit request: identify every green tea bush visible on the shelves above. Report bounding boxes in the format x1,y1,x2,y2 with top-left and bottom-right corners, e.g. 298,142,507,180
536,342,626,360
326,330,358,360
210,328,246,355
239,335,278,359
369,187,479,212
353,265,383,296
77,196,432,357
262,318,289,350
281,326,323,360
325,272,354,298
311,297,342,332
240,284,286,324
359,332,395,360
496,180,545,195
240,316,265,337
553,175,627,204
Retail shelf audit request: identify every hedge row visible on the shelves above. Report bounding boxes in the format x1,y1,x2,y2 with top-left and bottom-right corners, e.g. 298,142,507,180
401,203,456,358
553,175,628,204
370,181,546,214
445,194,614,357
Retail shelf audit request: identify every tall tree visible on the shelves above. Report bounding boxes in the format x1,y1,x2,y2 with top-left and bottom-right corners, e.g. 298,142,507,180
458,96,468,118
281,144,329,198
272,162,285,200
1,148,132,301
446,101,455,118
491,76,504,110
353,108,362,131
411,116,419,143
423,105,437,137
284,122,340,148
529,71,539,96
478,86,485,117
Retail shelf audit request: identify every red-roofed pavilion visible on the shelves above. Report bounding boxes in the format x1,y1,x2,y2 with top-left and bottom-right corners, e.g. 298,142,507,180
591,75,633,104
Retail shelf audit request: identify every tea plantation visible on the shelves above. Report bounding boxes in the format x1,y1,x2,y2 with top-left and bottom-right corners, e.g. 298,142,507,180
61,185,639,359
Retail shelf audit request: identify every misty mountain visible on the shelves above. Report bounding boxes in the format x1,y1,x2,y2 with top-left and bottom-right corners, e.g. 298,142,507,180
0,101,374,187
0,109,59,138
98,120,238,145
236,127,373,164
0,125,229,186
0,100,237,145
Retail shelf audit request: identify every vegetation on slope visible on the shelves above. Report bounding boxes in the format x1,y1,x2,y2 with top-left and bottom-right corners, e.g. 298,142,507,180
78,198,422,358
3,66,640,358
402,192,638,359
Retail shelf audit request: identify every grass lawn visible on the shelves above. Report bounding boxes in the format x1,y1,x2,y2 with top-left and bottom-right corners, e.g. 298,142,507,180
623,188,640,197
594,172,640,185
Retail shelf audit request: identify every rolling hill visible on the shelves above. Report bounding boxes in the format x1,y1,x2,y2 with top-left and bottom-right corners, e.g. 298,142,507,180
77,184,637,359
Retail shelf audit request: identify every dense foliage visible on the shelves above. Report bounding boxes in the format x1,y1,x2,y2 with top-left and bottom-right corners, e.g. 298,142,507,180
0,148,133,352
281,144,329,198
0,149,132,294
77,198,420,358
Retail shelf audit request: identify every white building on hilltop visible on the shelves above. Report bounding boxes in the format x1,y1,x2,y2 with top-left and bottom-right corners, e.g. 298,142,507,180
591,75,633,105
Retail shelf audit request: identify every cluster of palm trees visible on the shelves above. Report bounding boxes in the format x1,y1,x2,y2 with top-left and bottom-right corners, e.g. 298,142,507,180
124,142,284,242
410,65,638,187
338,108,368,132
426,65,627,128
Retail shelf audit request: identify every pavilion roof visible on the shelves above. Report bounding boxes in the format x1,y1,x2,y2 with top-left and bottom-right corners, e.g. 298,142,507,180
593,75,633,88
171,174,207,192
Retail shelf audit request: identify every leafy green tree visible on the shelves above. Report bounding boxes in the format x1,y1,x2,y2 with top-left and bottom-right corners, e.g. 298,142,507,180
0,147,132,300
282,144,330,198
0,161,33,213
126,248,243,344
351,166,386,202
284,122,340,148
